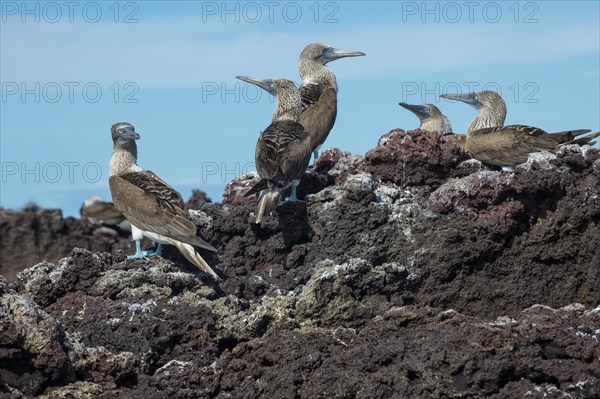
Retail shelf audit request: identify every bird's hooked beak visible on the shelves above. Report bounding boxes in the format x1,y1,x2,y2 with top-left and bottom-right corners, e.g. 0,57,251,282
320,47,366,64
399,102,430,120
440,92,481,109
236,76,275,96
118,125,140,144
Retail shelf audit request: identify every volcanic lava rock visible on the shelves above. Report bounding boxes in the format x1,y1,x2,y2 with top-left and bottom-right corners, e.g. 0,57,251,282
0,206,133,282
2,130,599,398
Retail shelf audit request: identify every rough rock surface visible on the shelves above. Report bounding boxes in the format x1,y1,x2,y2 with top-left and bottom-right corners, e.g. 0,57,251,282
0,206,133,282
1,130,599,398
184,189,212,211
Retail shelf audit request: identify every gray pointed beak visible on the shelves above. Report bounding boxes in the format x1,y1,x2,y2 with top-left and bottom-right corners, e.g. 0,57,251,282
320,47,366,63
399,102,430,120
118,127,140,144
440,92,480,109
236,76,275,95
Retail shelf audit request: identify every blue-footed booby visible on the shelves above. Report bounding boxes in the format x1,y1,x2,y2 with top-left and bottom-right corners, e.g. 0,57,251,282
108,122,220,280
297,43,365,161
440,91,600,146
235,77,312,224
399,102,467,146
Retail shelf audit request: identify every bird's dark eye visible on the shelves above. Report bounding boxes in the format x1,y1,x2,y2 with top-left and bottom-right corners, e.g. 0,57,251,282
118,129,123,134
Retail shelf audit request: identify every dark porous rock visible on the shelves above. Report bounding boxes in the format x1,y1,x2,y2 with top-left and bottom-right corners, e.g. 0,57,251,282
427,171,515,216
416,144,600,318
0,206,132,282
2,130,600,398
0,276,74,396
184,189,212,211
222,172,260,206
312,148,364,184
363,129,470,188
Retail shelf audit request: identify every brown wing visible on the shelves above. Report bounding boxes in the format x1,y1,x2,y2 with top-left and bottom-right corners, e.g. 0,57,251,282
109,171,216,251
299,82,323,112
470,125,549,138
299,84,337,151
255,128,281,181
277,124,313,182
255,121,312,185
465,130,559,167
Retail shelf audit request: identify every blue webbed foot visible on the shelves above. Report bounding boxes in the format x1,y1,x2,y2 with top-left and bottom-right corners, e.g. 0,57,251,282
141,243,163,257
127,241,148,259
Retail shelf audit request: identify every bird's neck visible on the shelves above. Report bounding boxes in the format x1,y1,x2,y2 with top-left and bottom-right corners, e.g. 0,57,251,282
298,61,337,91
468,106,506,134
272,106,301,122
109,143,141,176
421,118,442,134
272,92,301,122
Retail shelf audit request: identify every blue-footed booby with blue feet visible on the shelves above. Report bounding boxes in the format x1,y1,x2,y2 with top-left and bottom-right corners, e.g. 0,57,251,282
235,77,312,224
108,122,220,280
297,43,365,162
440,91,600,146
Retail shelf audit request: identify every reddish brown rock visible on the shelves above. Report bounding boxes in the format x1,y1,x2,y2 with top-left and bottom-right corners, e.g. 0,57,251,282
363,129,470,188
2,129,600,398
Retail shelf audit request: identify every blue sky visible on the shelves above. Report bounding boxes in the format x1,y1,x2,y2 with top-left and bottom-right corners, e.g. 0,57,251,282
1,1,599,217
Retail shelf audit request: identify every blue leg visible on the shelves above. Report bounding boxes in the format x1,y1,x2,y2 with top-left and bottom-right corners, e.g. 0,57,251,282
142,243,163,257
288,183,298,201
279,182,300,205
128,240,147,259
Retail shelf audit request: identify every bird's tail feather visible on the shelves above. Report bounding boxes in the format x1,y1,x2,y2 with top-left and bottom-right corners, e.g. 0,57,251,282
548,129,591,144
173,241,221,280
244,178,269,197
255,189,281,224
564,130,600,146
